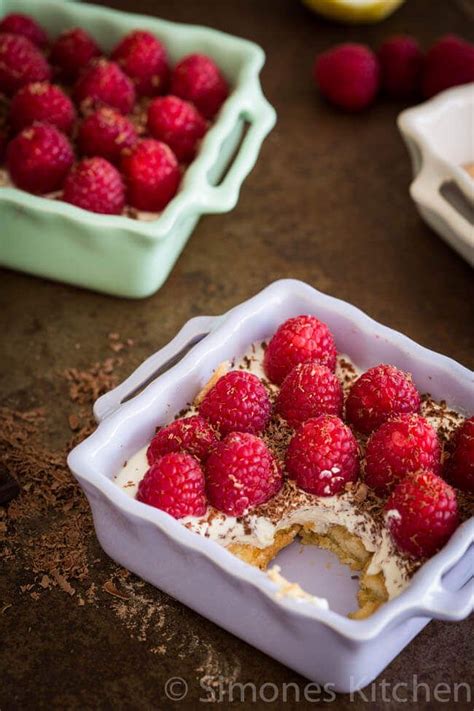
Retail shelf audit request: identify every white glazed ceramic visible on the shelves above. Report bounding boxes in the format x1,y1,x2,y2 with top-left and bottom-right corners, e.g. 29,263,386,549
68,279,474,692
398,84,474,266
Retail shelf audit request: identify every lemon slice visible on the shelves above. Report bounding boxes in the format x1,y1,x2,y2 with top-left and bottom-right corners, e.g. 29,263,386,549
303,0,406,24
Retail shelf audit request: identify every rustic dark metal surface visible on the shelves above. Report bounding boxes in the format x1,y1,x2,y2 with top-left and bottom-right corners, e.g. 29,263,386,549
1,1,473,709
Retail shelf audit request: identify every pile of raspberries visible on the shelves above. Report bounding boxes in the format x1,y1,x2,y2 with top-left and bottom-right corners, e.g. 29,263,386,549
0,13,229,214
314,33,474,111
138,314,473,561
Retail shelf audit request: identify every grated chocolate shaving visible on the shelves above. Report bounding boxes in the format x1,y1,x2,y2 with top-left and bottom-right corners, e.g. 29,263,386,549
0,347,127,605
103,580,130,600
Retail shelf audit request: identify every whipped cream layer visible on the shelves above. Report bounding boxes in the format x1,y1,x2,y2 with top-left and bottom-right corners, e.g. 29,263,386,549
116,445,412,599
114,343,466,602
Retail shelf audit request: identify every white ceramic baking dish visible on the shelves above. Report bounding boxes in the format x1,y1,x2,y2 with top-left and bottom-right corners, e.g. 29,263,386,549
68,279,474,692
398,84,474,266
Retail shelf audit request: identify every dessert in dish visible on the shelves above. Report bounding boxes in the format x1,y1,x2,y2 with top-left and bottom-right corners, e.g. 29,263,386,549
463,162,474,180
0,13,229,216
114,315,473,619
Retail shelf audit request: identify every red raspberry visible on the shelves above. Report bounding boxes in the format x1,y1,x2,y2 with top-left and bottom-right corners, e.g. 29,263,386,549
50,28,101,81
6,122,73,194
314,43,380,112
378,35,424,99
0,33,51,96
111,30,169,97
0,13,48,49
199,370,271,436
385,471,459,559
286,415,359,496
206,432,283,516
171,53,229,119
0,127,8,163
0,95,10,161
63,157,125,215
445,417,474,493
77,107,137,163
422,35,474,99
147,95,207,163
74,59,135,115
275,362,343,428
346,364,421,435
264,315,337,385
9,81,76,134
137,452,207,518
365,414,441,494
121,138,181,211
147,415,218,465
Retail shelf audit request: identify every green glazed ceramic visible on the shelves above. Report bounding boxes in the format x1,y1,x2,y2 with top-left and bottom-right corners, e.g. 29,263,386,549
0,0,276,297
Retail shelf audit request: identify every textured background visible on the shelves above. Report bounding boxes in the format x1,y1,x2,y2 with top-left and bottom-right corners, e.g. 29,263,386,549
1,0,473,709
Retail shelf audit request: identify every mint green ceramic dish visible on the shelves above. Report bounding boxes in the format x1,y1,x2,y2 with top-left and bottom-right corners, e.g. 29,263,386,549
0,0,276,298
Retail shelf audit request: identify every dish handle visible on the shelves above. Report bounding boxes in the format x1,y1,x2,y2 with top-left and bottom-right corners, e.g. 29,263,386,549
93,315,221,423
184,86,276,216
409,151,474,264
412,521,474,622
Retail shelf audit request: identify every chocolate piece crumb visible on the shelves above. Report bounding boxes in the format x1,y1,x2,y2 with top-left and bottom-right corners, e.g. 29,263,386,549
68,413,80,431
0,463,20,505
103,580,130,600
